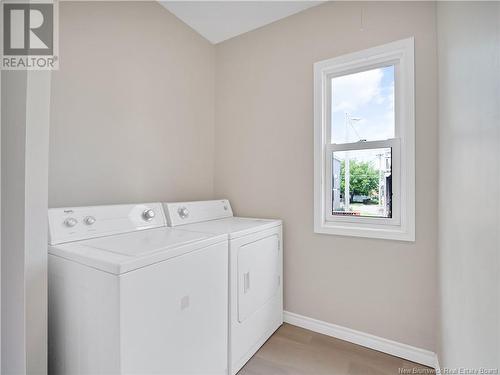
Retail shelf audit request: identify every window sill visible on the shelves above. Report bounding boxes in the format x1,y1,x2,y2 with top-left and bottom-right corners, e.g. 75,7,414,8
314,221,415,242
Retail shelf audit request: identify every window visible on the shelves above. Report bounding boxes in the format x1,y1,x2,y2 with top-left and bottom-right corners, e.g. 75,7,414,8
314,38,415,241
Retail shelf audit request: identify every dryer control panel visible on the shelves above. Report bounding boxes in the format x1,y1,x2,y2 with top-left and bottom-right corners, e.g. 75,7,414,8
48,203,166,245
164,199,233,227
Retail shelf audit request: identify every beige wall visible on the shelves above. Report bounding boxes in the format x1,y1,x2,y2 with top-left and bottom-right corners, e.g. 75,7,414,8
437,2,500,368
214,2,438,351
49,1,215,207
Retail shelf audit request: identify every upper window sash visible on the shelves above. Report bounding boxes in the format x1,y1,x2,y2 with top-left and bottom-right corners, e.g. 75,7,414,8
325,62,400,145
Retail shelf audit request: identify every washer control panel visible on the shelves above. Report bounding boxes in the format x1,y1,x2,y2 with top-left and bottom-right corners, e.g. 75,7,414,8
48,203,166,245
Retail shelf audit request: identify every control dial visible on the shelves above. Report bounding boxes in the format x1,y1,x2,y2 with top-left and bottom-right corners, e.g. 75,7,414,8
143,209,156,221
178,207,189,219
84,216,96,225
64,218,78,227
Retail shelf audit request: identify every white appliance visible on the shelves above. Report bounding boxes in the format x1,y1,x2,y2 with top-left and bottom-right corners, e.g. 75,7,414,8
47,203,229,375
163,200,283,374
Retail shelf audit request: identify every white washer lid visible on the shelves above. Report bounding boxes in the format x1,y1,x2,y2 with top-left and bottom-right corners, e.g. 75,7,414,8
48,203,167,245
49,227,228,274
169,217,281,239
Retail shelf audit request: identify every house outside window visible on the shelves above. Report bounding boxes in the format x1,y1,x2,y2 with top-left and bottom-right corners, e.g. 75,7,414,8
314,38,415,241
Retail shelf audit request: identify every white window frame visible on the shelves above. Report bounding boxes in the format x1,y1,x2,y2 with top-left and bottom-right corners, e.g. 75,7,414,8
314,38,415,241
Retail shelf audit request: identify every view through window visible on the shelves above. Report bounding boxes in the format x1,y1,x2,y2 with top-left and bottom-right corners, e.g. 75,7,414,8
330,66,395,218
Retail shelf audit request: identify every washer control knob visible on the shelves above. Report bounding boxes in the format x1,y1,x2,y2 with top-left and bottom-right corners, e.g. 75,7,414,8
84,216,96,225
64,218,78,227
178,207,189,219
143,209,156,221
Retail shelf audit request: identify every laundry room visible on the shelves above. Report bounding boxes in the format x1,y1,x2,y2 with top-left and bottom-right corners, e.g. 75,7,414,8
1,1,499,375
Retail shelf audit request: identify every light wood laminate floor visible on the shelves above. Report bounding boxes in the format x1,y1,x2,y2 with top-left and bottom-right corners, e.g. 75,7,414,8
238,324,435,375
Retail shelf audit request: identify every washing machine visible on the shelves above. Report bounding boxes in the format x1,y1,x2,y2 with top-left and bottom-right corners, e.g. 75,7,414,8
163,200,283,374
48,203,229,375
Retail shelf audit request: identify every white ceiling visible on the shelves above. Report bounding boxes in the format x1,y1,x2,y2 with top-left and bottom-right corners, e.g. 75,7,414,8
160,1,324,44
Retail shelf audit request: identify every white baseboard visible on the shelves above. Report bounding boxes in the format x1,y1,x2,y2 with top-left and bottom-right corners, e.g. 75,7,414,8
283,311,438,368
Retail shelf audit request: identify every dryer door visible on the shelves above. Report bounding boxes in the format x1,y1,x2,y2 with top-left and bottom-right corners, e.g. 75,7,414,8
237,234,280,323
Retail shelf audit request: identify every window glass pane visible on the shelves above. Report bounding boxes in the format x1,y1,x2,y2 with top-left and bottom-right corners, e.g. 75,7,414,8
332,148,392,218
331,66,395,144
